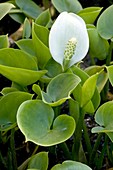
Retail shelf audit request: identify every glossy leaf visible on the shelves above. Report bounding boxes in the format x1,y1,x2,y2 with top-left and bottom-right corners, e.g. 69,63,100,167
72,66,100,113
71,66,89,84
1,87,18,95
78,7,102,24
0,2,15,20
85,65,104,76
88,26,109,60
45,58,63,78
52,0,82,13
41,73,81,106
9,12,25,24
0,48,47,86
69,99,80,123
16,39,35,56
32,23,51,68
28,152,48,170
97,5,113,40
81,73,98,107
35,9,52,27
85,87,100,113
17,100,75,146
23,18,31,39
107,65,113,86
15,0,42,19
85,66,108,92
0,91,33,131
0,35,9,48
92,101,113,142
97,69,108,92
51,160,92,170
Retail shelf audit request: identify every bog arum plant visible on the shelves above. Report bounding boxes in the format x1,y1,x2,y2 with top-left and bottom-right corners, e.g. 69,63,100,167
49,11,89,70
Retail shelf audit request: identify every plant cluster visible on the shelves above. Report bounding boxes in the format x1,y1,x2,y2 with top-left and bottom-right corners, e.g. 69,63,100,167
0,0,113,169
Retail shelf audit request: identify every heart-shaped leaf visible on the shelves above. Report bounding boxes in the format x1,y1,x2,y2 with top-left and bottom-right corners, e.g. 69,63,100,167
28,152,48,170
0,91,33,131
92,101,113,142
97,5,113,40
17,100,75,146
41,73,81,106
51,160,92,170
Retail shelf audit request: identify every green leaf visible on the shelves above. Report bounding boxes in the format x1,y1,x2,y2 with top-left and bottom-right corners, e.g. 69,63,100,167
17,100,75,146
35,9,52,27
69,99,80,123
85,66,108,92
45,58,63,78
92,101,113,142
16,39,35,56
0,35,9,48
1,87,18,95
78,7,102,24
9,12,25,24
85,65,103,76
52,0,82,13
23,18,31,39
15,0,42,19
107,65,113,86
87,26,109,60
0,48,37,69
97,5,113,40
81,73,98,107
0,2,15,20
97,69,108,92
0,48,47,86
71,66,89,85
51,160,92,170
72,66,100,113
41,73,81,106
73,84,82,104
28,152,48,170
32,84,42,99
32,22,51,68
0,91,33,131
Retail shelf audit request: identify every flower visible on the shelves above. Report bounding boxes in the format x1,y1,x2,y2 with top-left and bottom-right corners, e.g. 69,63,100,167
49,11,89,70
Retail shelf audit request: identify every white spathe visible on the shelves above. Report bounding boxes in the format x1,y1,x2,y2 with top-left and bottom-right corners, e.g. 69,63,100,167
49,12,89,69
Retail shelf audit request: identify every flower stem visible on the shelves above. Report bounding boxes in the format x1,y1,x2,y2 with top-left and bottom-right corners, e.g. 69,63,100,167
72,108,85,161
83,121,92,159
59,142,72,160
89,133,103,166
10,129,17,170
0,151,7,169
96,134,108,169
31,145,39,156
